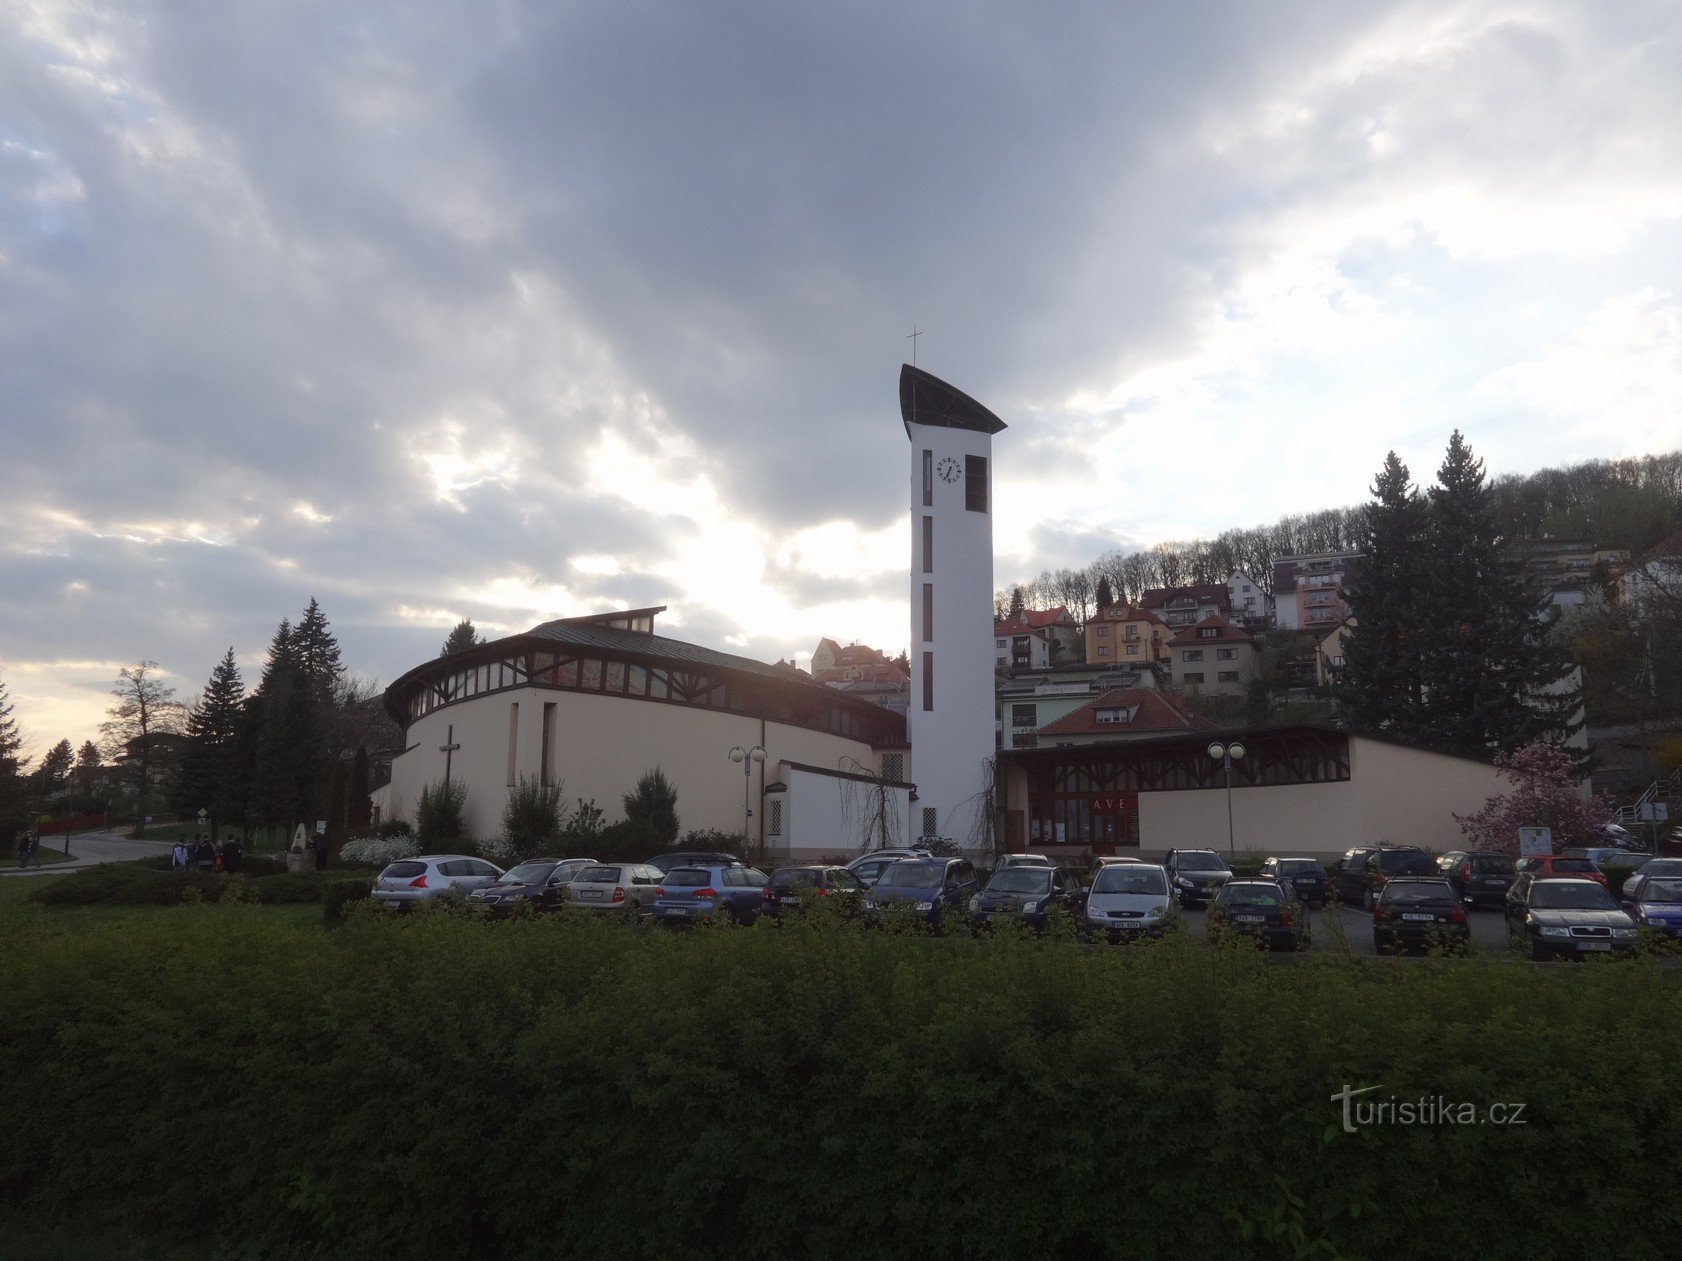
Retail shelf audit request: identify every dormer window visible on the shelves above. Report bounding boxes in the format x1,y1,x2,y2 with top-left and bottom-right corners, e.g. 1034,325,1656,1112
1200,627,1219,638
1094,706,1134,724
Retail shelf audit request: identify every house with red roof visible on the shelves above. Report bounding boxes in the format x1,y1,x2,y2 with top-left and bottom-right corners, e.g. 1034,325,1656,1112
994,606,1081,671
1169,614,1259,697
1034,687,1214,747
1623,530,1682,610
1139,583,1230,628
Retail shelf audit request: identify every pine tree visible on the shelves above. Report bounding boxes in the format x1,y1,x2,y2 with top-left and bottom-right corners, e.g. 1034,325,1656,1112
622,768,680,848
32,739,75,799
1095,576,1115,611
74,741,103,798
1338,451,1428,738
0,670,31,855
440,619,481,656
347,744,372,833
1007,586,1026,619
293,599,345,701
259,620,296,692
1413,432,1581,757
176,648,247,835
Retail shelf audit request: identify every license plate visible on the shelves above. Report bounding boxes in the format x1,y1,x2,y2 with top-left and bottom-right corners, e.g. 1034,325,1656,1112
779,897,799,905
583,890,602,900
1402,913,1434,922
1234,914,1264,923
667,906,689,915
1577,941,1612,951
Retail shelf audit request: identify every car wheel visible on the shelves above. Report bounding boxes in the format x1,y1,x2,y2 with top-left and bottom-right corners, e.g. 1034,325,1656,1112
625,898,641,920
715,903,737,926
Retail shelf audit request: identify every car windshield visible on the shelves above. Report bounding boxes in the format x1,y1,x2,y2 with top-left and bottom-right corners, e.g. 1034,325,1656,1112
1383,882,1455,905
985,870,1052,894
1644,860,1682,877
499,863,554,885
1093,868,1167,896
1177,853,1227,872
1640,880,1682,903
1470,854,1515,874
880,863,944,889
1278,860,1324,876
1530,882,1618,910
1220,884,1282,907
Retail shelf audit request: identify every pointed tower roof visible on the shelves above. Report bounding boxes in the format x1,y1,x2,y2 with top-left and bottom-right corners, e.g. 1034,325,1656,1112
899,364,1008,439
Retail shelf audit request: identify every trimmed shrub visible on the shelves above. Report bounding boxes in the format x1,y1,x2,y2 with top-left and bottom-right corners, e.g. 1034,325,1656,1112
415,780,468,848
502,774,564,859
323,878,373,926
339,836,421,866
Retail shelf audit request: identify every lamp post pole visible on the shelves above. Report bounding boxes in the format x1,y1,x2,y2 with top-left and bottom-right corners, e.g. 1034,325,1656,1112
729,745,766,860
1206,741,1247,860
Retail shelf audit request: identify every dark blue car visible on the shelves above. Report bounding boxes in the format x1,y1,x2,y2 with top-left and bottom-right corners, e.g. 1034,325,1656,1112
865,857,980,929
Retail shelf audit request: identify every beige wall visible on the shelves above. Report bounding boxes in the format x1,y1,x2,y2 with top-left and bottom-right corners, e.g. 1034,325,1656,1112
388,686,885,845
1000,735,1511,860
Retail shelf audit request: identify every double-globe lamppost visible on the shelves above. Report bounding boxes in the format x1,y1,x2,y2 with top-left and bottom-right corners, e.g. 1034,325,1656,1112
729,745,767,858
1206,740,1246,859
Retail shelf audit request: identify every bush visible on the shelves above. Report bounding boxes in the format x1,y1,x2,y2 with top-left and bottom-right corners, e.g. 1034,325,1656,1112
3,912,1680,1257
622,768,678,848
323,878,373,926
415,780,468,849
475,834,519,865
502,775,564,860
376,819,414,839
339,836,421,866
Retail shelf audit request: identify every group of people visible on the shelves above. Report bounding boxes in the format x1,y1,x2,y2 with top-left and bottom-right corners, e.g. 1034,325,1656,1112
171,833,243,874
14,832,44,869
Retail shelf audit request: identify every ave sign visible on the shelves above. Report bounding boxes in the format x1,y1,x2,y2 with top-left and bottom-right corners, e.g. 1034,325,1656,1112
1517,827,1553,857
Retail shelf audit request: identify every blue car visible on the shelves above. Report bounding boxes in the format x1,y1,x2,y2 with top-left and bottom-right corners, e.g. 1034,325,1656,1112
865,857,980,929
651,864,768,925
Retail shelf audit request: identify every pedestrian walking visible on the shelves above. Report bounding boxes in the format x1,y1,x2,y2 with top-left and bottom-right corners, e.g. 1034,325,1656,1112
313,833,330,872
193,834,216,871
172,838,189,870
222,833,242,874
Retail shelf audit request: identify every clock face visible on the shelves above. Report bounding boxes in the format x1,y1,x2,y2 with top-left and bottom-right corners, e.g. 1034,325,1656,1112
936,456,962,484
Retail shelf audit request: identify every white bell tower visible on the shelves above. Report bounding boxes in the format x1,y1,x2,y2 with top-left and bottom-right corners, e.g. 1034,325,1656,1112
901,364,1005,851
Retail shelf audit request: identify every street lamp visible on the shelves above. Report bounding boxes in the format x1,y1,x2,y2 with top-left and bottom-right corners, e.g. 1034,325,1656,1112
1206,740,1247,859
728,745,767,854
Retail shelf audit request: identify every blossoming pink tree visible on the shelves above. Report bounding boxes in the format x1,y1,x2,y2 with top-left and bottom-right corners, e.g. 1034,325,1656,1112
1454,740,1617,855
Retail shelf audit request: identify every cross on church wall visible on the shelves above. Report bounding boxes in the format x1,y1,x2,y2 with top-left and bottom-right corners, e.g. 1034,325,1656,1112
440,725,462,784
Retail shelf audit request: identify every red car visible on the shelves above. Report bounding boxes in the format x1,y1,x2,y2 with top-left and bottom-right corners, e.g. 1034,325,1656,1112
1514,854,1608,889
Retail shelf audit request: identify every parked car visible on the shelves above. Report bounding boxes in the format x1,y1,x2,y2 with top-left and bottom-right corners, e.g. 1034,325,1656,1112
1083,862,1177,941
1354,846,1438,910
1620,857,1682,903
1329,846,1382,905
371,854,504,910
1163,849,1233,907
1504,874,1638,960
1513,854,1608,888
1372,877,1471,954
565,862,664,916
1627,877,1682,939
865,857,980,928
651,864,770,924
760,865,868,918
467,857,597,916
647,849,741,875
998,853,1054,870
1437,850,1517,906
1084,855,1144,885
845,848,931,886
1258,856,1330,907
1560,846,1656,871
1208,878,1310,951
968,865,1084,930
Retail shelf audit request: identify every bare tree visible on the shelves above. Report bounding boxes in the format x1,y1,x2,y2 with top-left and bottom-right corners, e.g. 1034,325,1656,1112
839,757,904,851
1053,567,1095,627
99,661,187,837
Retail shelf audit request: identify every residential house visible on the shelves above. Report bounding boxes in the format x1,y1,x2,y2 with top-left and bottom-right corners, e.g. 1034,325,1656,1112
997,662,1162,749
1140,583,1230,628
1225,571,1273,625
1169,614,1260,697
1508,537,1625,611
1272,552,1360,632
1033,686,1214,750
1622,531,1682,610
811,637,893,676
994,606,1081,672
1315,622,1351,688
1083,604,1172,666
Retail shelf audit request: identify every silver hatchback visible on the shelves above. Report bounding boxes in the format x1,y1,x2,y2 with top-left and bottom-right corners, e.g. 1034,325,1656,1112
564,863,664,917
371,854,504,909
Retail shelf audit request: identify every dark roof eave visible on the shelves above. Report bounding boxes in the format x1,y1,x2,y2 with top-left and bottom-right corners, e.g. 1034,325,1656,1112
899,363,1008,440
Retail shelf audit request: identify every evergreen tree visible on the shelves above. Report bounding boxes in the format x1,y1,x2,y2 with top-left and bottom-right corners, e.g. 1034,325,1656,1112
622,768,680,848
325,759,348,838
176,648,247,835
250,662,321,832
1413,432,1581,757
1095,576,1115,611
440,619,481,656
347,744,372,833
1337,452,1429,738
73,741,103,800
1007,586,1026,619
32,739,75,800
259,620,296,692
0,670,31,855
293,598,345,701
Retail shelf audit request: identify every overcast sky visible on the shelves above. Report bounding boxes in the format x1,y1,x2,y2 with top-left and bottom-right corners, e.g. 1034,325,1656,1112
4,0,1681,754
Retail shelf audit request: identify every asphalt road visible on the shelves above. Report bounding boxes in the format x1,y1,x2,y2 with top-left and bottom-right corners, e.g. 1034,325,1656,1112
0,830,176,876
1177,896,1514,957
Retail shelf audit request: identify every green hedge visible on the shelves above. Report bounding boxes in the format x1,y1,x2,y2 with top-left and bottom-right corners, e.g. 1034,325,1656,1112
0,906,1676,1257
28,864,370,907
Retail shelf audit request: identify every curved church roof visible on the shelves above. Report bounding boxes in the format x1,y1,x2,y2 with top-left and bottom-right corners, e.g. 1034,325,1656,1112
899,363,1008,439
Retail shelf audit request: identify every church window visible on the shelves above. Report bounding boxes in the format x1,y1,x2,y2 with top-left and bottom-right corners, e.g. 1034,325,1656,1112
965,455,988,512
922,450,933,506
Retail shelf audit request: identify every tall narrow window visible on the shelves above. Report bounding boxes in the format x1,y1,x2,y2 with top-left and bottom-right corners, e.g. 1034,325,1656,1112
768,800,783,837
965,455,989,513
921,583,934,643
540,702,556,786
921,449,933,506
506,703,519,787
921,515,933,573
922,651,934,711
922,807,938,838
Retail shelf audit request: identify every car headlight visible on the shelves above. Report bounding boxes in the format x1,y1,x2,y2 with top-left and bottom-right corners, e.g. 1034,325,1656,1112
864,899,878,911
915,901,934,911
1613,928,1637,939
968,896,980,913
1022,901,1040,914
1538,926,1571,938
1174,876,1193,889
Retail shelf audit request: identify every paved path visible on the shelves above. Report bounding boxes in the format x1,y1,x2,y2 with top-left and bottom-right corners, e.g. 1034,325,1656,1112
1,830,177,876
